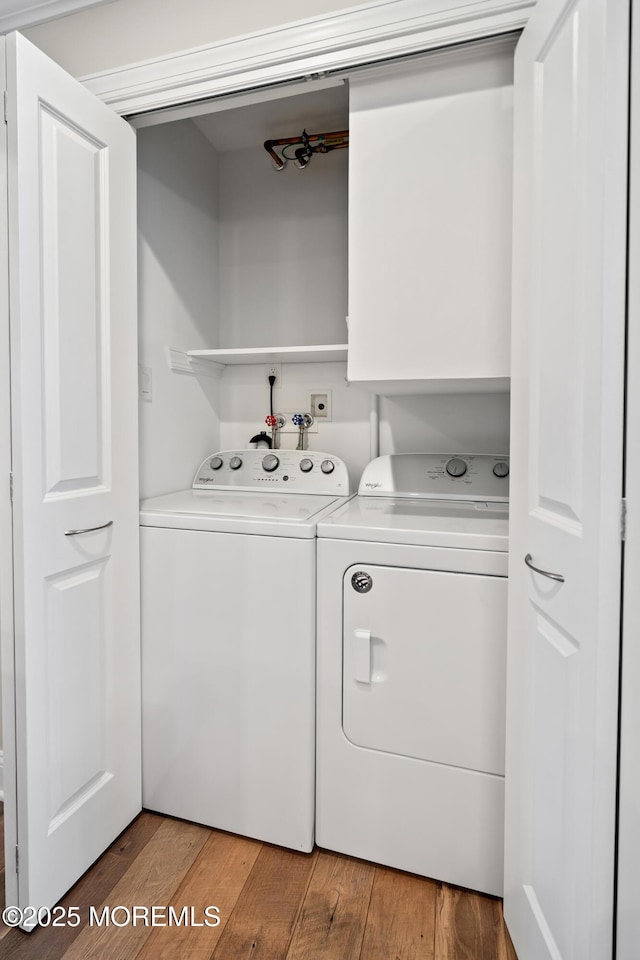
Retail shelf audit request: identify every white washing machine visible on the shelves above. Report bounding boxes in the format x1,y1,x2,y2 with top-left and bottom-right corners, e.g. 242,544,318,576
139,448,350,852
316,453,509,895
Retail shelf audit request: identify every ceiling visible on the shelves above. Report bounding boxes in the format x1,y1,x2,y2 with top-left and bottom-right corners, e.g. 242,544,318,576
193,82,349,154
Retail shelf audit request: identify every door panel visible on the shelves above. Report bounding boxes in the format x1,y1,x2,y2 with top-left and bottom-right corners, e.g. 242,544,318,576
343,564,508,776
533,9,585,529
46,559,110,828
41,106,108,495
529,608,579,959
3,31,140,920
505,0,628,957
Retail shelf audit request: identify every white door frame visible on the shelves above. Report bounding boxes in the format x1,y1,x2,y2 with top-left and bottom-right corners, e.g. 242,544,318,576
0,36,18,877
80,0,535,117
617,4,639,957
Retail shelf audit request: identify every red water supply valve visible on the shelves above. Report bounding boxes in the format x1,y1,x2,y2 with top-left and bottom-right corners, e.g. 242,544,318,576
265,415,278,449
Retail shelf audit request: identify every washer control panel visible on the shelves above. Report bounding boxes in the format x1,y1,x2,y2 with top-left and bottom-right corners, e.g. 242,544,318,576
358,454,509,502
193,450,350,494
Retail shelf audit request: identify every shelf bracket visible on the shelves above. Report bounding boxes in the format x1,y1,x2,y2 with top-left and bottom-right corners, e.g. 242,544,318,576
166,347,224,379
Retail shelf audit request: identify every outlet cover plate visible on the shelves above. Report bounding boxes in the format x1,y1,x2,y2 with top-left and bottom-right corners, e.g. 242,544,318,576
310,391,331,420
265,363,282,385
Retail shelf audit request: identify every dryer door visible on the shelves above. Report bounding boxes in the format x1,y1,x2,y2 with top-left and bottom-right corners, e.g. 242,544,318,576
343,564,507,776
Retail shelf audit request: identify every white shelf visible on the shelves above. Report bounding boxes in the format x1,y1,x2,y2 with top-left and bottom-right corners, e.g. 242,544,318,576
186,344,348,366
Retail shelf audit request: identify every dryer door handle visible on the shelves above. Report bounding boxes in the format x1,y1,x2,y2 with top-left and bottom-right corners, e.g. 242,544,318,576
353,629,371,683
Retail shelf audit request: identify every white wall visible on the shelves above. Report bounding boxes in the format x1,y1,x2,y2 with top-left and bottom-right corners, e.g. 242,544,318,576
135,110,511,494
137,99,510,491
137,115,509,493
137,119,221,498
218,146,348,349
219,363,372,485
379,393,510,458
23,0,357,77
219,360,510,487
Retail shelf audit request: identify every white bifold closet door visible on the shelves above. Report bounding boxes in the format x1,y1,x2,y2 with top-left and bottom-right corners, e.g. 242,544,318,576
505,1,629,959
2,31,140,925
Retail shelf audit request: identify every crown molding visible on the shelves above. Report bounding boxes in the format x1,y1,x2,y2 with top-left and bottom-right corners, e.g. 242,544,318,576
0,0,112,34
81,0,535,117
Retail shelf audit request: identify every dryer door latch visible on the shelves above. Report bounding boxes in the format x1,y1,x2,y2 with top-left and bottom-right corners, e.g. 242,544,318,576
353,629,372,684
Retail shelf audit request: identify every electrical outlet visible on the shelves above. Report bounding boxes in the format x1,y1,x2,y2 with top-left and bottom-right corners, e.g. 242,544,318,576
265,363,281,385
310,392,331,420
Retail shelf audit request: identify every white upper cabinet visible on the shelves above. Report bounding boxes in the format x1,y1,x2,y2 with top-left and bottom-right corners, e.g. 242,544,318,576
347,40,515,394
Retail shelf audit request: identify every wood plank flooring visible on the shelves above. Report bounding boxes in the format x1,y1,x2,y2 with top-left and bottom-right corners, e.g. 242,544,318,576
0,810,518,959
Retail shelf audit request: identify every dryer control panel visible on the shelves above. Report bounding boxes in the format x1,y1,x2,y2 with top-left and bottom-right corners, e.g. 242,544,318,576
358,453,509,502
193,450,350,495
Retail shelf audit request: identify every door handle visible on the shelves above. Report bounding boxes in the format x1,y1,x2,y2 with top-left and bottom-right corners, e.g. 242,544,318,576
353,628,371,683
65,520,114,537
524,553,565,583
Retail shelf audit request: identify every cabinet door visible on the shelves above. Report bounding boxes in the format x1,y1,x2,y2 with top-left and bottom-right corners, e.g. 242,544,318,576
347,44,513,391
505,1,628,958
2,32,140,922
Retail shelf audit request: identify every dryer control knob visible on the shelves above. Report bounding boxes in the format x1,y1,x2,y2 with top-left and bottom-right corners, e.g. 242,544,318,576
210,456,223,471
229,456,242,470
262,454,280,472
493,461,509,478
352,571,373,593
445,457,467,478
300,458,313,473
321,460,335,474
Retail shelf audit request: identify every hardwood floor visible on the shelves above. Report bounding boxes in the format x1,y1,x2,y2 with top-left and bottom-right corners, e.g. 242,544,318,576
0,810,518,959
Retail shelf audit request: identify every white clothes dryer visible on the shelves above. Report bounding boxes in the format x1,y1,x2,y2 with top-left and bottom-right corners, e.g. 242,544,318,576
316,453,509,895
139,449,350,853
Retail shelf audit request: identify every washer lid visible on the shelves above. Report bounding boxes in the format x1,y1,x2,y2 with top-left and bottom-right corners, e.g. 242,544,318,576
139,488,347,537
317,495,509,550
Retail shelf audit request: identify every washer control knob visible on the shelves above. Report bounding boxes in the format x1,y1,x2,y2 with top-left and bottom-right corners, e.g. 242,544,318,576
321,460,335,474
262,454,280,473
493,461,509,478
445,457,467,478
229,456,242,470
300,458,314,473
210,456,223,471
